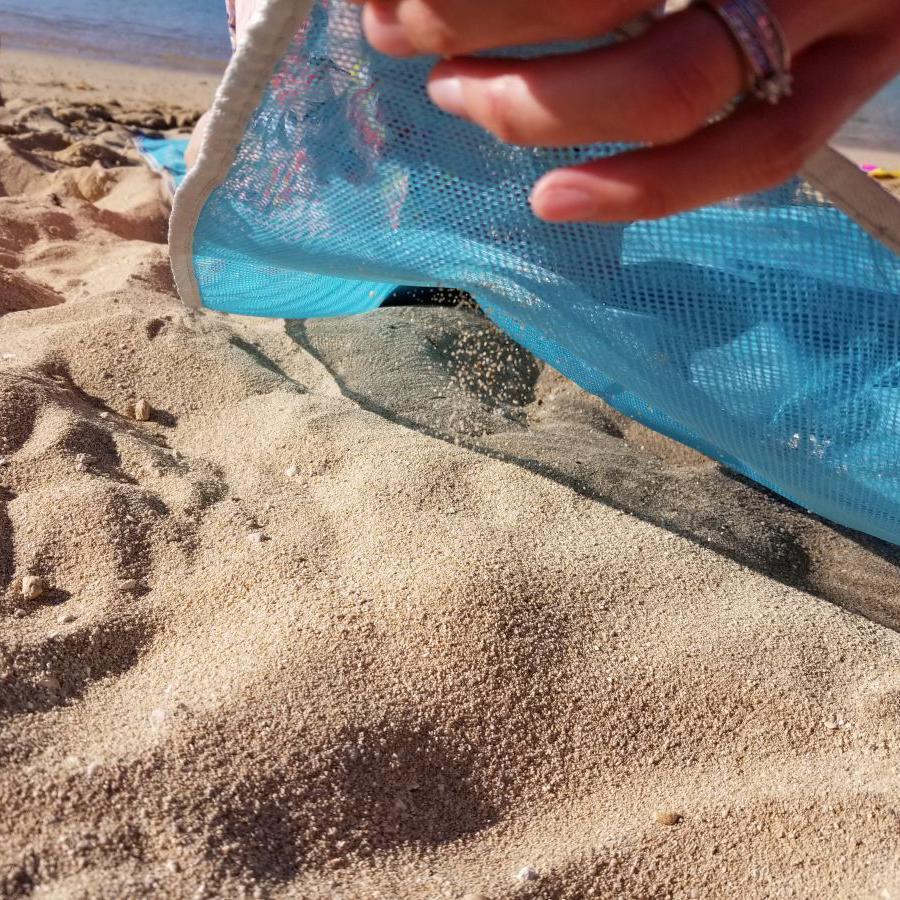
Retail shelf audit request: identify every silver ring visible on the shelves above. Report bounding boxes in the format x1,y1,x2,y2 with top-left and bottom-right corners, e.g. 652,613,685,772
700,0,793,105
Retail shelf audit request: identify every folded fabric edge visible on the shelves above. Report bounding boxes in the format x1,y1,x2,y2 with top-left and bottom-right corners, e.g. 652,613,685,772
804,145,900,257
168,0,314,309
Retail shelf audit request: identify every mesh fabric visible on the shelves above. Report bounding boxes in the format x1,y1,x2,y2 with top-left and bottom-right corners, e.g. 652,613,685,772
188,1,900,543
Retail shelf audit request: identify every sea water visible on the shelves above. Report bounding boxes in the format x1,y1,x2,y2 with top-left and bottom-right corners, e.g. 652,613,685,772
0,0,230,71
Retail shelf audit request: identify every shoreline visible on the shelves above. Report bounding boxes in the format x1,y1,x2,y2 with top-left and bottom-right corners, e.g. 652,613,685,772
0,37,228,76
1,48,223,111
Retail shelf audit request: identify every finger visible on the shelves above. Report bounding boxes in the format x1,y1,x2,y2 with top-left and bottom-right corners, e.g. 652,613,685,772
361,0,656,58
426,6,746,146
528,40,890,222
361,0,843,60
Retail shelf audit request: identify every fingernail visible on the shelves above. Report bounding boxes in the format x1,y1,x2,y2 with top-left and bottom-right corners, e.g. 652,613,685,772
531,185,597,221
427,76,465,117
363,3,416,56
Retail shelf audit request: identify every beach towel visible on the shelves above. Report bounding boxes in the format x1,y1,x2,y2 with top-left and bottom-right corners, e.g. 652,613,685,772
170,0,900,545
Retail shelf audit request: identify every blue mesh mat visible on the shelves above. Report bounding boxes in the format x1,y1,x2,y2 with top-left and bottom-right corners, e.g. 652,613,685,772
181,1,900,544
134,135,190,190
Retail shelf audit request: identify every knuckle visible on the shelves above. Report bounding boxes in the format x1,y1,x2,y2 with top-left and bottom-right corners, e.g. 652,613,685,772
556,2,606,39
633,182,675,220
481,76,528,145
644,61,718,143
407,11,460,55
754,124,814,185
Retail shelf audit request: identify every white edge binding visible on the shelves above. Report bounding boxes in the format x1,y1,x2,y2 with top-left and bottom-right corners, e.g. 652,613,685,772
168,0,315,309
802,145,900,258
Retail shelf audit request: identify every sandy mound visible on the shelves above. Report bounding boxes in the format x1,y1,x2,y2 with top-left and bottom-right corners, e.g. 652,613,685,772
2,91,900,899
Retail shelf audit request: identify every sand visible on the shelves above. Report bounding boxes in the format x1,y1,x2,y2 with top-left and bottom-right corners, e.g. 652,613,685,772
2,51,900,900
0,50,222,112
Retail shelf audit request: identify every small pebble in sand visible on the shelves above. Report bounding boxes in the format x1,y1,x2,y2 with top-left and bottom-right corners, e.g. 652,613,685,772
12,608,27,619
99,411,110,420
462,894,489,900
515,867,539,882
132,399,152,421
119,579,143,593
85,761,102,777
247,530,268,543
823,720,838,731
284,464,299,478
149,707,168,728
0,456,7,467
74,453,90,473
21,575,49,601
654,810,682,826
57,612,78,624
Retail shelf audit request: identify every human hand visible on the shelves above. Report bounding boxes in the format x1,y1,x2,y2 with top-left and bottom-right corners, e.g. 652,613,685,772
354,0,900,221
